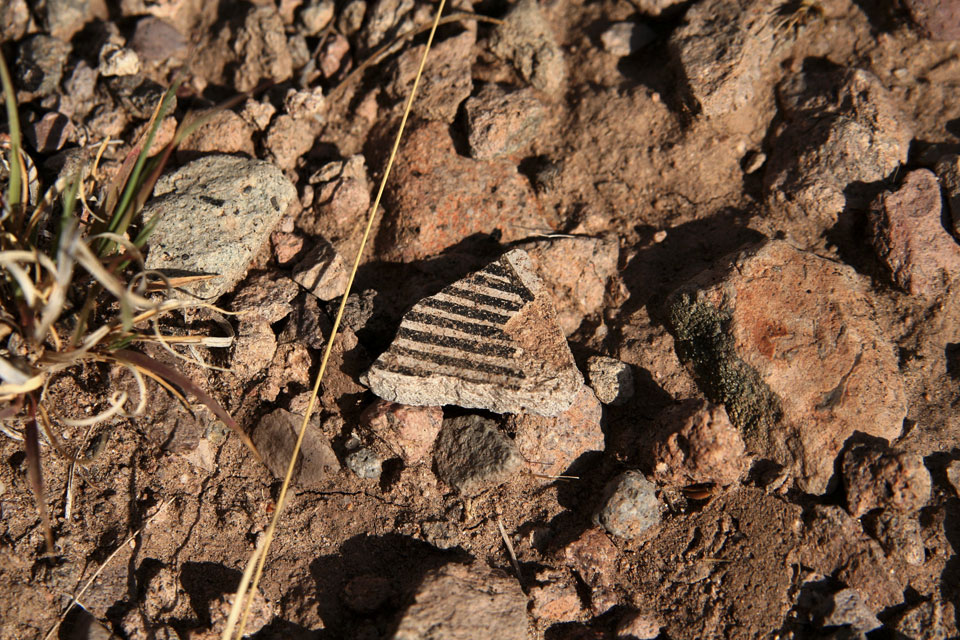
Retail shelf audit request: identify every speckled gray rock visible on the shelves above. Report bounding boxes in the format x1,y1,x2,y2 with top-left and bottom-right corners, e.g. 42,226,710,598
143,155,296,301
596,471,662,539
820,589,881,633
345,447,383,480
253,409,339,488
586,356,634,405
433,415,522,496
16,35,71,97
465,85,546,160
490,0,566,95
362,249,583,416
291,237,349,301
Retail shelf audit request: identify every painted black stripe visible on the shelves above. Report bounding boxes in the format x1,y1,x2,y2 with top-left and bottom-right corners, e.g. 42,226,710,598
406,311,510,339
484,262,512,279
419,298,511,324
471,274,535,302
379,362,525,390
394,346,526,379
444,286,523,312
397,327,518,358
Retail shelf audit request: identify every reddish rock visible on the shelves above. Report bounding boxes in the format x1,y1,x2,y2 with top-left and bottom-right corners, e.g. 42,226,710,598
24,112,73,153
668,239,907,494
178,109,256,158
862,509,925,566
617,610,662,639
651,399,747,488
528,572,583,622
905,0,960,40
266,113,319,170
560,527,619,588
360,399,443,464
379,122,549,263
842,442,931,517
388,29,475,123
465,84,547,160
489,0,566,96
231,271,299,324
291,237,349,301
304,155,371,236
271,231,305,265
506,386,603,477
319,33,350,78
869,169,960,297
232,5,293,91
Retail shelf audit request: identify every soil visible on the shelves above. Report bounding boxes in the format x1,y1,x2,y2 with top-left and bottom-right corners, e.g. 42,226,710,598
2,0,960,639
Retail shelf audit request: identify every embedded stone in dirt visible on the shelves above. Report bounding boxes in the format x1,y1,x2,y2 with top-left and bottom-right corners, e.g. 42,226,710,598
388,28,474,123
559,527,619,590
651,399,747,488
231,5,294,91
819,588,882,633
891,598,952,639
596,471,663,540
518,234,619,336
177,109,256,158
601,21,655,57
528,569,582,622
505,385,603,477
586,355,635,405
948,460,960,496
252,408,339,488
936,154,960,233
378,121,549,263
842,441,931,517
433,415,522,496
304,154,371,238
24,111,73,153
904,0,960,41
667,239,907,494
869,169,960,297
143,155,297,301
464,84,547,160
764,68,913,246
862,509,925,566
130,17,188,68
291,237,349,301
345,447,383,480
362,249,583,416
617,610,662,639
231,271,299,324
489,0,566,96
360,399,443,464
16,35,71,98
391,563,528,640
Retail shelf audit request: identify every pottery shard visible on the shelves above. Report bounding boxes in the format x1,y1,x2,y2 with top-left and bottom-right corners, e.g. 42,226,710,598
652,399,747,488
667,239,907,494
842,441,931,517
870,169,960,297
360,399,443,464
363,249,583,416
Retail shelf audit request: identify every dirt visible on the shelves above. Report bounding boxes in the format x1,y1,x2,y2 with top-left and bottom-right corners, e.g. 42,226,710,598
3,0,960,639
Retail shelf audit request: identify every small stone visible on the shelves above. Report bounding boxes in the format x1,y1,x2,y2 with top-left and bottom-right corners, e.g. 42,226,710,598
307,155,371,232
464,85,546,160
17,36,71,97
271,231,304,265
891,598,948,639
1,0,30,42
24,112,74,153
388,29,474,123
345,448,383,480
560,527,618,589
391,563,527,640
632,0,683,15
601,22,655,57
507,385,603,477
742,150,766,174
651,399,747,488
596,471,662,540
99,44,141,77
130,17,188,67
842,442,931,517
360,400,443,465
291,237,349,301
947,460,960,496
936,154,960,232
326,289,377,333
361,0,414,50
616,610,662,640
240,98,277,131
420,520,459,549
265,113,320,170
820,588,881,633
232,5,294,92
252,409,339,488
869,169,960,297
363,249,583,416
208,587,273,637
904,0,960,41
343,574,391,613
300,0,335,35
586,356,634,405
862,509,925,566
177,109,256,157
433,415,521,496
232,321,278,380
338,0,366,35
490,0,566,95
529,576,582,622
319,33,351,78
284,86,326,122
143,155,297,301
42,0,91,41
232,272,299,324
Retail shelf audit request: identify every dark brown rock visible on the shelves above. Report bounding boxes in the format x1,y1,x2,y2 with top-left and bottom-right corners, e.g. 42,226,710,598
842,441,931,517
24,112,74,153
252,409,339,488
433,415,522,496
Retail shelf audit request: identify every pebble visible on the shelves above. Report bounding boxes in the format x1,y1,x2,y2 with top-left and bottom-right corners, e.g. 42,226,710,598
904,0,960,40
345,447,383,480
265,114,319,170
528,572,582,622
361,0,414,50
362,249,584,416
601,22,656,57
319,33,351,78
464,85,546,160
98,44,141,77
291,237,349,301
869,169,960,297
388,29,474,123
16,35,71,98
231,272,299,324
24,112,74,153
392,563,527,640
143,155,297,301
586,356,634,405
177,110,256,158
633,0,683,15
232,5,294,92
490,0,566,95
616,610,662,639
819,588,881,633
433,415,522,496
947,460,960,496
306,155,370,231
300,0,335,35
42,0,90,41
891,597,950,639
240,98,277,131
935,154,960,233
862,509,925,566
742,150,766,174
596,471,662,540
284,86,326,122
360,399,443,465
2,0,30,42
651,399,747,488
338,0,367,35
559,527,619,596
842,441,931,517
129,17,188,68
252,409,339,488
668,239,906,494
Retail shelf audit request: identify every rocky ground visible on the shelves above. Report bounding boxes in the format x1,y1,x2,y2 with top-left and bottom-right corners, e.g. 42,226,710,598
2,0,960,638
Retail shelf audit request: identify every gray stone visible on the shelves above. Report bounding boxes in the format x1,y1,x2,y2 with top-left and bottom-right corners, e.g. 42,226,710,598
345,447,383,480
586,356,634,405
143,155,296,301
821,588,881,633
601,22,656,57
252,409,339,488
465,85,546,160
490,0,566,95
291,237,349,301
433,415,522,496
17,35,71,97
362,249,584,416
596,471,662,539
42,0,89,40
1,0,30,42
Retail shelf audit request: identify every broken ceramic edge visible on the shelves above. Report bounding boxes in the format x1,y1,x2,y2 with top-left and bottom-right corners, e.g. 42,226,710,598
361,248,583,417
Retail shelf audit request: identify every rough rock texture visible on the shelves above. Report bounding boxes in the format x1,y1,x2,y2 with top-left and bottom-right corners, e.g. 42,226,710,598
291,237,349,301
344,447,382,480
819,588,882,633
252,409,339,488
305,154,371,238
948,460,960,496
935,153,960,233
464,84,547,160
433,415,522,496
144,155,296,300
232,5,293,91
130,17,188,68
16,35,71,98
506,385,603,477
764,69,913,245
842,442,931,517
891,598,952,639
391,563,528,640
668,0,792,118
177,110,255,158
617,610,662,639
363,249,584,416
905,0,960,41
596,471,663,540
388,28,475,123
489,0,566,96
518,234,619,336
601,22,656,57
231,272,299,324
869,169,960,297
862,509,925,566
558,527,620,614
667,239,907,494
651,399,747,488
359,399,443,464
528,576,582,623
379,122,549,263
586,355,635,405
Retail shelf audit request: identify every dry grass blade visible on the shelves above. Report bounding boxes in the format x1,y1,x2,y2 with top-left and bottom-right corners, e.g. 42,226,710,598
24,405,54,555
